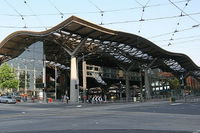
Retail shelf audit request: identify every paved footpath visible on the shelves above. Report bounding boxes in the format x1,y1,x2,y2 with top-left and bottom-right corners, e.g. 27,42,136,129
0,101,200,133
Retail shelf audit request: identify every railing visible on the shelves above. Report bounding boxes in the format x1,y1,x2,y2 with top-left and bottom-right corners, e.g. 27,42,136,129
182,95,200,103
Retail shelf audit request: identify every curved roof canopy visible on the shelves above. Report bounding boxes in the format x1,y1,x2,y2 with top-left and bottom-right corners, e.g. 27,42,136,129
0,16,200,77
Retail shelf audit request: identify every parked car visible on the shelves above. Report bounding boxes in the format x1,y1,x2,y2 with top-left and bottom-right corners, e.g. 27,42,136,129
14,96,21,102
0,96,16,104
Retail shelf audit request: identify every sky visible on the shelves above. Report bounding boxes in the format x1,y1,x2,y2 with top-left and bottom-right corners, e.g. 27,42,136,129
0,0,200,66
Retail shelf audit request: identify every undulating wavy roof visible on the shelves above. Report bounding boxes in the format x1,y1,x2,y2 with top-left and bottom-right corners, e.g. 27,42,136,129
0,16,199,77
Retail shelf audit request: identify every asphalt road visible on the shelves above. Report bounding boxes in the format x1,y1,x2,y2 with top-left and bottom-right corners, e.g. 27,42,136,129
0,101,200,133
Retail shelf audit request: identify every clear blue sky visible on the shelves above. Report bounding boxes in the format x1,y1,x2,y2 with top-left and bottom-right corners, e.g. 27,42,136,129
0,0,200,66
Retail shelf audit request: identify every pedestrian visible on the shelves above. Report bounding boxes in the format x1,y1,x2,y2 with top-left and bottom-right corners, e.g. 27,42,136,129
63,94,67,103
66,95,69,104
61,95,64,102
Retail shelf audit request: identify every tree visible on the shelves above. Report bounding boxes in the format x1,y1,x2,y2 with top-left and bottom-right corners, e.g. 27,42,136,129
168,78,181,102
168,78,180,90
0,63,19,93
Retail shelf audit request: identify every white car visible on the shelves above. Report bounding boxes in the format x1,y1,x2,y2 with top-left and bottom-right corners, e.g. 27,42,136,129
0,96,16,104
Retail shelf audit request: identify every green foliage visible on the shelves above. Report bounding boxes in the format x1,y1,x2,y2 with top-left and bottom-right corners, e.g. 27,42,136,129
170,97,176,103
168,78,180,90
0,63,19,91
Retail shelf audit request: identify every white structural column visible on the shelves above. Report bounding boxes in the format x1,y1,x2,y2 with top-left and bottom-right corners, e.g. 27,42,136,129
70,56,79,103
59,37,87,103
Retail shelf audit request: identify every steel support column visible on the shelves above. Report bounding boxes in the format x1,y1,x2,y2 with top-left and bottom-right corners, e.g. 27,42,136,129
55,65,57,100
139,69,143,101
120,63,136,102
82,60,87,103
144,58,157,99
145,69,151,99
125,71,130,101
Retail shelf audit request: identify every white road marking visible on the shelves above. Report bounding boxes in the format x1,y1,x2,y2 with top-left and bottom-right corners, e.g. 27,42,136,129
170,103,183,106
76,105,82,108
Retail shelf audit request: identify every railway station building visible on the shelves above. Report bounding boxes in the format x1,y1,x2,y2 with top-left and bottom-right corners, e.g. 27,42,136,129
0,16,200,103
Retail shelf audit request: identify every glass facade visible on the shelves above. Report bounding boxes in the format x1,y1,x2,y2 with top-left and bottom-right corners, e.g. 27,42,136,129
7,41,44,96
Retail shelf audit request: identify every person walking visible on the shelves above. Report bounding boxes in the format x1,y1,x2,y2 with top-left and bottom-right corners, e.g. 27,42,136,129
66,95,69,104
63,94,67,103
63,94,69,104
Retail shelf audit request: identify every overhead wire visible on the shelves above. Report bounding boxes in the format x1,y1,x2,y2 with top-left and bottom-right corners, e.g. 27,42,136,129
23,0,47,29
0,11,200,29
88,0,104,25
96,0,186,14
48,0,64,19
1,0,199,47
153,34,200,43
160,38,200,47
168,0,200,24
0,25,51,29
0,0,187,17
148,24,200,39
135,0,151,33
101,11,200,25
135,0,144,33
168,0,191,46
4,0,27,28
154,34,200,47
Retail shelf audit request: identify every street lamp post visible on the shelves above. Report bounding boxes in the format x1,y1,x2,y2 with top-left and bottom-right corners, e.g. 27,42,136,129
33,66,36,96
43,54,47,103
119,81,122,101
55,65,57,101
17,63,20,92
82,58,87,103
25,65,27,94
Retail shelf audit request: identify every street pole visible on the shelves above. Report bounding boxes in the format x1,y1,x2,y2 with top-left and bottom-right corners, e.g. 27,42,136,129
82,58,87,103
43,54,47,102
17,64,20,92
119,81,122,101
33,66,36,96
125,71,130,102
55,65,57,101
139,69,143,102
25,65,27,94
